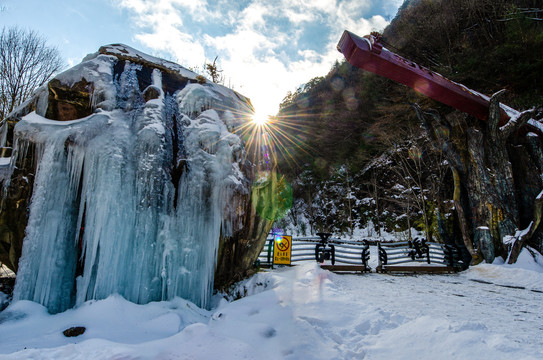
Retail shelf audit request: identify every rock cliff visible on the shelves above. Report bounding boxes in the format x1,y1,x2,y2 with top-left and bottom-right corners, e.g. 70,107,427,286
0,44,272,313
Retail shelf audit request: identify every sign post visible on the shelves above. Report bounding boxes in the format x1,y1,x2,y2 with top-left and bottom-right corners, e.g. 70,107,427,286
273,235,292,265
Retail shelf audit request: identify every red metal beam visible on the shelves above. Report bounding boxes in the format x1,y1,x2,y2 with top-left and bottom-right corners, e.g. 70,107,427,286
337,30,511,125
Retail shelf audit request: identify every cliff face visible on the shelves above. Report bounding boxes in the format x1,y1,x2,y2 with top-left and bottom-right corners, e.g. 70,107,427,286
0,44,272,313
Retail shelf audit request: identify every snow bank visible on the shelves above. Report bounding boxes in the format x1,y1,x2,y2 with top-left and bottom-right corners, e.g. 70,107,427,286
2,251,542,359
463,249,543,292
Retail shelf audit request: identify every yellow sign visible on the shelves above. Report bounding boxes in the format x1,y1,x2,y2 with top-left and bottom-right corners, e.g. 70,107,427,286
273,235,292,265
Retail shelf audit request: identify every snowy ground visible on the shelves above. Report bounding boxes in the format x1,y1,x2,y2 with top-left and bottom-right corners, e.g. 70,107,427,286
0,249,542,359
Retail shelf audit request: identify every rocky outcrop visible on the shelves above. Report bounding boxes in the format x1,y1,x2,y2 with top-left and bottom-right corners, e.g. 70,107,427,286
0,154,35,272
45,78,94,121
0,44,272,312
215,191,273,290
415,96,543,264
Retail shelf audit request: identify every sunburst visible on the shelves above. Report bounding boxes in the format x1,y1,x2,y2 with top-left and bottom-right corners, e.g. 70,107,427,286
237,111,318,172
251,112,270,126
209,101,318,175
211,101,322,221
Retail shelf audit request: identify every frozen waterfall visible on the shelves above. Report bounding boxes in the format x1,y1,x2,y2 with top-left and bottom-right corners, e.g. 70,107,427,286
11,52,252,313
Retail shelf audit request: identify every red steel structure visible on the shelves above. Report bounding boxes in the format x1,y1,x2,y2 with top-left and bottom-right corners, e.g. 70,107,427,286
337,30,511,126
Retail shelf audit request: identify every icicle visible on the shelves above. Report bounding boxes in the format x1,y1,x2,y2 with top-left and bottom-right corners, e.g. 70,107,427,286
151,68,162,89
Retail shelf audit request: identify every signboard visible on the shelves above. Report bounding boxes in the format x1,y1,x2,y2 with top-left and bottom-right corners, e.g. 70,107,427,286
273,235,292,265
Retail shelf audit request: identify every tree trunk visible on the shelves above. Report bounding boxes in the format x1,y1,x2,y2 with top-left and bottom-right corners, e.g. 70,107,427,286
451,167,479,261
413,93,540,263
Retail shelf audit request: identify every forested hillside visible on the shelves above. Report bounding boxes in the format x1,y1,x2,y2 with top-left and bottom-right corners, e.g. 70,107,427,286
273,0,543,252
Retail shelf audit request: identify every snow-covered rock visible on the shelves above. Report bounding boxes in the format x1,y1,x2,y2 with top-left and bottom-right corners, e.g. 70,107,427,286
0,44,272,313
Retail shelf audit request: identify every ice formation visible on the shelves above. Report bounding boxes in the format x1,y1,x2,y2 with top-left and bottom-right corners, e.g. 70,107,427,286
9,46,254,313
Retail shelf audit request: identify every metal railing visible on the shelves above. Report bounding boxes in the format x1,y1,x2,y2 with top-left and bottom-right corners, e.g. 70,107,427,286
257,235,464,273
257,234,372,268
376,239,463,272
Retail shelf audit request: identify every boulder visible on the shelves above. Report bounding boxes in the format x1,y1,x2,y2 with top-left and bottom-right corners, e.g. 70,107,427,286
0,44,273,313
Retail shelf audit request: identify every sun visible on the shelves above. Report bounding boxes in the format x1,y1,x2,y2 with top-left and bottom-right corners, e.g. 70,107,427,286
236,105,316,172
252,112,270,126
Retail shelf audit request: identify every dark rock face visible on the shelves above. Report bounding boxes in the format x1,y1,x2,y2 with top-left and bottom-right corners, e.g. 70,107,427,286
143,85,162,102
0,146,36,272
45,78,94,121
0,277,15,311
215,194,273,290
0,44,272,312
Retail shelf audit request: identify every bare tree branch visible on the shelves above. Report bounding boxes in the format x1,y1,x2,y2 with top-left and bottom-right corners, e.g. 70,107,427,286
500,108,537,139
0,26,64,122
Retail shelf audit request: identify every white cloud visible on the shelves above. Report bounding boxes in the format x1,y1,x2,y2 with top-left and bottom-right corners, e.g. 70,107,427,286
116,0,206,66
113,0,396,115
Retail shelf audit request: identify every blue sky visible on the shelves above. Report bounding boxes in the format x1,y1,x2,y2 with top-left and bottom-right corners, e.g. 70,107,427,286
1,0,402,116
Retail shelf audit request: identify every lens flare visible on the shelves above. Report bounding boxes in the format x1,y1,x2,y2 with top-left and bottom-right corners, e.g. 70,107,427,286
228,99,319,190
215,95,340,220
252,113,270,126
